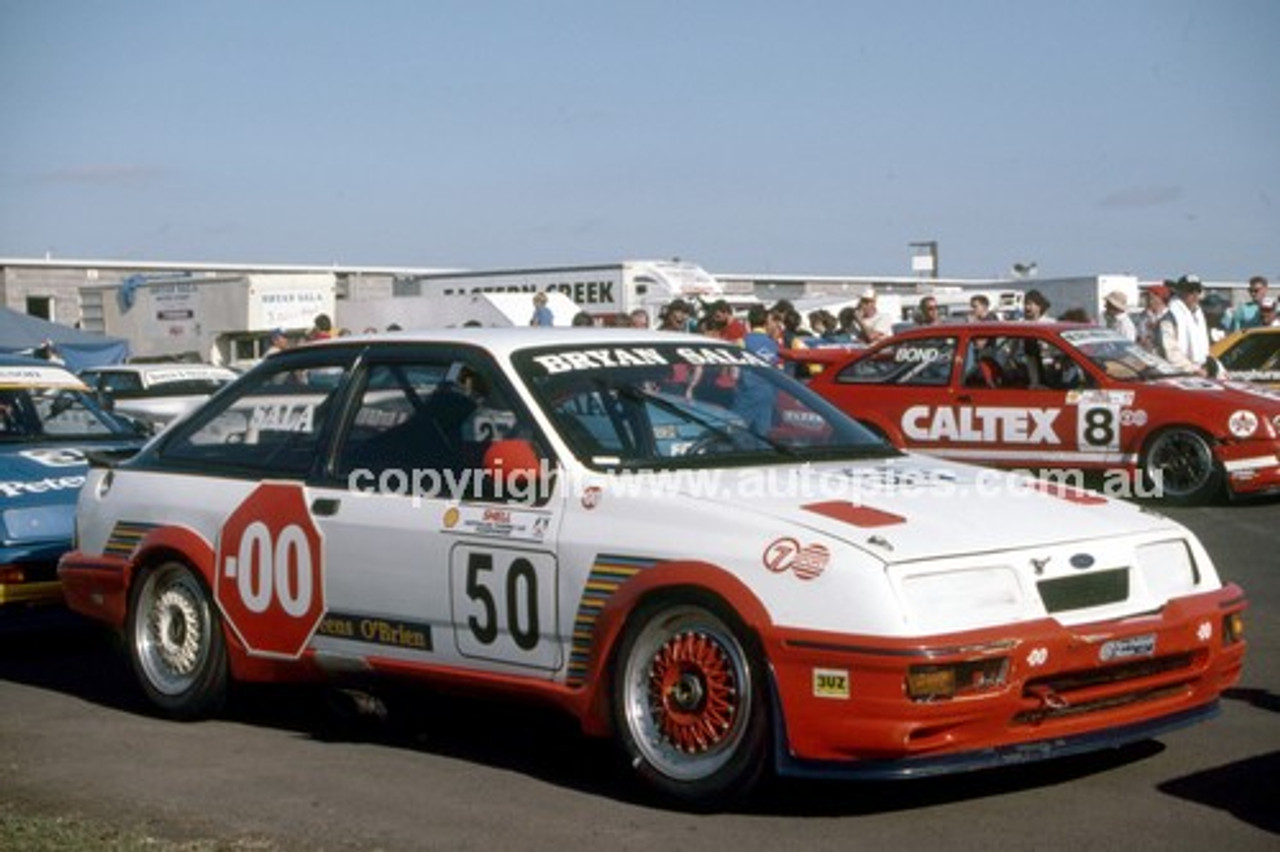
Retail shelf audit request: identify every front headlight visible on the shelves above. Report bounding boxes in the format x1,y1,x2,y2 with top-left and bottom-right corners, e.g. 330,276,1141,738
900,567,1023,631
1135,539,1199,599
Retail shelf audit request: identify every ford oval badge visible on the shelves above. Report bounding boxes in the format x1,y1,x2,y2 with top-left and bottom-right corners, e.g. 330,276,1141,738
1070,553,1095,569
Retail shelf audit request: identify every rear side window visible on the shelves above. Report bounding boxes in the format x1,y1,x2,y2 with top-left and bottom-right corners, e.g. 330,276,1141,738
336,358,525,478
91,372,144,394
159,357,351,475
837,337,957,386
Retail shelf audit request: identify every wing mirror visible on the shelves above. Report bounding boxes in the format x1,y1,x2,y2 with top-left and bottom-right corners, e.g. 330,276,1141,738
482,439,545,499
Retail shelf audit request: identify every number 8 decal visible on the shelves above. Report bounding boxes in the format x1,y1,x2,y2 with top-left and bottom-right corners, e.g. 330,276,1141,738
1078,404,1120,451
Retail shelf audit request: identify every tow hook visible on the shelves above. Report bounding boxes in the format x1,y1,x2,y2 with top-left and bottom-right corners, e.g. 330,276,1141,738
1028,684,1070,712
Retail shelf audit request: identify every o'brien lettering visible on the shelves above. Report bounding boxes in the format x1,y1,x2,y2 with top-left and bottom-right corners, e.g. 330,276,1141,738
318,614,433,651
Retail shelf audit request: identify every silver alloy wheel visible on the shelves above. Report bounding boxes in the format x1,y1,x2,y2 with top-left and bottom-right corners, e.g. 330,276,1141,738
1144,428,1216,500
620,606,752,782
132,562,214,697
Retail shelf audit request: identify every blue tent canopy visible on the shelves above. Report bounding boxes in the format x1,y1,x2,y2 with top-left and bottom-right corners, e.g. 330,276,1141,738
0,307,129,371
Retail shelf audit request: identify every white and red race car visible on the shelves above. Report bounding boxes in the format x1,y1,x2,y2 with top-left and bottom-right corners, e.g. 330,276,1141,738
794,322,1280,503
60,329,1247,807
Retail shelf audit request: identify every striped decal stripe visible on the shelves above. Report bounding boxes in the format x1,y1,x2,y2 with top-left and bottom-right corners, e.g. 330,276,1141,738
103,521,160,559
566,554,657,687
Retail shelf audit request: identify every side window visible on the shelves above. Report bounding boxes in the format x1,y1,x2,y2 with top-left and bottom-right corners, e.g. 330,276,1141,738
33,391,120,436
160,359,349,474
539,375,648,462
1032,339,1094,390
962,336,1094,391
96,372,143,394
336,358,526,482
837,337,957,386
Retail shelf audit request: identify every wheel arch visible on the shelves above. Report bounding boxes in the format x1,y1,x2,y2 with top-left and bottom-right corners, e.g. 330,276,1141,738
575,560,776,738
130,525,218,586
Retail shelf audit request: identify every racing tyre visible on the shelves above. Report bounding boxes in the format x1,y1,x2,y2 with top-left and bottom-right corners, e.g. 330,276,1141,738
1141,427,1221,504
613,598,769,810
127,560,228,719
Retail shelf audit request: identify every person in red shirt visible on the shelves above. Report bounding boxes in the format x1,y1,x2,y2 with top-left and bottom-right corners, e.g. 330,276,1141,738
706,300,746,343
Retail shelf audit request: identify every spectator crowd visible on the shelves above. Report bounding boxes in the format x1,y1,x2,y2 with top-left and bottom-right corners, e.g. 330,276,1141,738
523,274,1277,384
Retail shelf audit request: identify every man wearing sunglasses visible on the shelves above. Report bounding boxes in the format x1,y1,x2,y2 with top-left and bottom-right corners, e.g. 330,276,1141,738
1225,275,1270,332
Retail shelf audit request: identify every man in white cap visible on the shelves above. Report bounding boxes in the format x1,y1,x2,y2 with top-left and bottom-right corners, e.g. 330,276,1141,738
854,288,894,343
1157,275,1211,376
1102,291,1136,342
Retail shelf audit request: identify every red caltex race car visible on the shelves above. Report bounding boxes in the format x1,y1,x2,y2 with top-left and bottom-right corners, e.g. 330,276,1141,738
60,329,1246,808
795,322,1280,503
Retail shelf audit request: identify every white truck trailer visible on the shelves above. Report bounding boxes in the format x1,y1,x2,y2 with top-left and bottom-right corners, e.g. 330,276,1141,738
338,289,580,331
339,260,728,328
80,273,337,367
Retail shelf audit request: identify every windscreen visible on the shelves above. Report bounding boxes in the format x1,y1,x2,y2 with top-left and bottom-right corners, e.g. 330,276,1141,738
515,342,893,469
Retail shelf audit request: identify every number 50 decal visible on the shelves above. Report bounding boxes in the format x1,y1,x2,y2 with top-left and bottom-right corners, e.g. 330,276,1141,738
450,545,560,671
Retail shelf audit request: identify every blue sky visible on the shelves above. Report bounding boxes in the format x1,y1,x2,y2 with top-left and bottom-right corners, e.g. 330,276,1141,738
1,1,1277,281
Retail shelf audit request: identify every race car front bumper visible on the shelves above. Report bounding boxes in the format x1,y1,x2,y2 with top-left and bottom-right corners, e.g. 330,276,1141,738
1216,439,1280,495
2,544,70,610
764,583,1246,777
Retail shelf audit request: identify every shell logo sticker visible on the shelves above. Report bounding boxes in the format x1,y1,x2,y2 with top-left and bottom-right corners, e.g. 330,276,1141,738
813,668,850,699
763,537,830,580
581,486,603,510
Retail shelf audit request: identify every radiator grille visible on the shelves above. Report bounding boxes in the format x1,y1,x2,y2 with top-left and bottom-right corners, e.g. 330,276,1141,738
1038,567,1128,612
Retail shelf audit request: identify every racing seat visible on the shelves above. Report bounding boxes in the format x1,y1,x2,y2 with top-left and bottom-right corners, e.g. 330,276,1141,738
343,388,477,476
977,357,1004,388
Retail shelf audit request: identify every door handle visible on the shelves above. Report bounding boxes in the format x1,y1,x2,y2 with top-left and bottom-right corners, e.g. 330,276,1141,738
311,497,341,517
956,394,973,404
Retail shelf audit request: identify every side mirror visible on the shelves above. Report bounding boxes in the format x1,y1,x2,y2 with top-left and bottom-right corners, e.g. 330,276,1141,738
482,439,544,497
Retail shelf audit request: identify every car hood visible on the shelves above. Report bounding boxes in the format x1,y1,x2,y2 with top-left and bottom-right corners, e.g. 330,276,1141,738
0,450,89,546
0,441,139,545
670,454,1176,564
1146,376,1280,406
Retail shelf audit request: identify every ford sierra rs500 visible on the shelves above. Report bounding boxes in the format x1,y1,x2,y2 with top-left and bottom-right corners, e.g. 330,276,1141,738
59,329,1246,807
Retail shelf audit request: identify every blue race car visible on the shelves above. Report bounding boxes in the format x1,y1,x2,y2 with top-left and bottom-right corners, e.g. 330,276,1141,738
1,354,145,621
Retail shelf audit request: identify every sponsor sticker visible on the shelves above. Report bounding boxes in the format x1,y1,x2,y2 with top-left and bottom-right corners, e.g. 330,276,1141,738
531,345,766,375
1066,389,1136,406
0,474,86,499
19,448,86,468
763,537,830,580
901,405,1061,444
441,505,552,541
812,668,850,699
1098,633,1156,662
317,613,433,651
